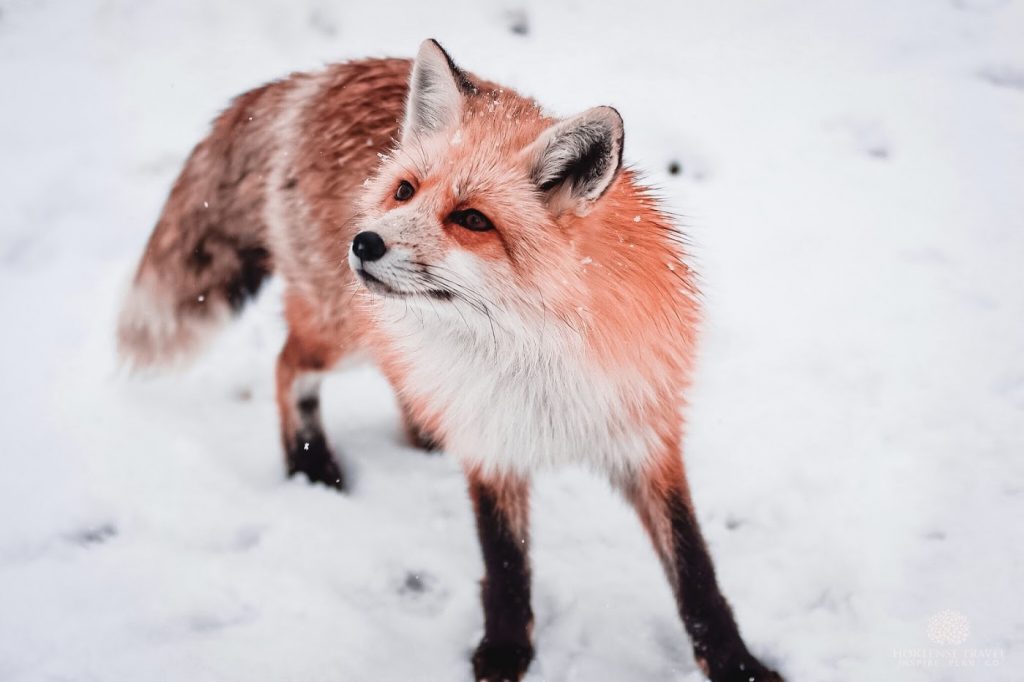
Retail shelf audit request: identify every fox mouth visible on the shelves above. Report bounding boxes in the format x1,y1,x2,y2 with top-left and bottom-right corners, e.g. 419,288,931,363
355,268,453,301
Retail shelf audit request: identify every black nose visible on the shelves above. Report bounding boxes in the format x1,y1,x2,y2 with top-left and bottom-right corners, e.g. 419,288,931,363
352,231,387,262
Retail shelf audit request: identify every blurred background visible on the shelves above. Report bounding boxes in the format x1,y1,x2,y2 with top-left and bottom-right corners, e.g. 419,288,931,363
0,1,1022,680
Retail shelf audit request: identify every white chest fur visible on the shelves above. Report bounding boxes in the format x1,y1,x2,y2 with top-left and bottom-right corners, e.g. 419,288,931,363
381,305,659,478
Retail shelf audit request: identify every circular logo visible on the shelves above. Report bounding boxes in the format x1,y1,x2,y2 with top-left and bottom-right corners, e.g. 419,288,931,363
926,609,971,645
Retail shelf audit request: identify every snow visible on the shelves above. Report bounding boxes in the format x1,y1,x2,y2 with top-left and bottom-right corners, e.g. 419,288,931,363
1,1,1023,681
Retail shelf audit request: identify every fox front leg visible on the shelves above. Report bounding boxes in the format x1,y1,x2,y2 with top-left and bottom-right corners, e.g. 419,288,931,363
465,469,534,682
623,453,783,682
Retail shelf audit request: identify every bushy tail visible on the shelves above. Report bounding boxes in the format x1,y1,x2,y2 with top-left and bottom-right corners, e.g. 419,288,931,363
118,85,277,369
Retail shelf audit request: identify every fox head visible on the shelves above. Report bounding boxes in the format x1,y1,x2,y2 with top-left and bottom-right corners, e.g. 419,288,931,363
350,39,626,328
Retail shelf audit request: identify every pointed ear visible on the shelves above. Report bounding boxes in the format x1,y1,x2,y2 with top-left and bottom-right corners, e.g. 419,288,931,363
524,106,624,212
401,39,474,144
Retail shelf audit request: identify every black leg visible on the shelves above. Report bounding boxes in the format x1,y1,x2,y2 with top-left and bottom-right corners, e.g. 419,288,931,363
284,392,344,490
665,492,781,681
467,470,534,682
625,456,782,682
276,332,345,491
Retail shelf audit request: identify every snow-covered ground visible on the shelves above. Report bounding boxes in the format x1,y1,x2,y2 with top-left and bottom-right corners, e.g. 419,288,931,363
1,1,1022,680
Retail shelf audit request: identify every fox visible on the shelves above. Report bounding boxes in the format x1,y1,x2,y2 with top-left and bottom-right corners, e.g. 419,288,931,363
117,39,783,682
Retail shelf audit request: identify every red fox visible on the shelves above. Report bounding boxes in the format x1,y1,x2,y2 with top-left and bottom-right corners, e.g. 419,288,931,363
118,39,783,682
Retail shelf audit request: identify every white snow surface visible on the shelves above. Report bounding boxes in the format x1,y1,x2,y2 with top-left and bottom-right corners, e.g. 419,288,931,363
1,1,1023,680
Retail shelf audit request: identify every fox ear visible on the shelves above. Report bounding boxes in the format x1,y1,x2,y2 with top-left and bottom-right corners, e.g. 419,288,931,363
401,39,473,143
525,106,624,213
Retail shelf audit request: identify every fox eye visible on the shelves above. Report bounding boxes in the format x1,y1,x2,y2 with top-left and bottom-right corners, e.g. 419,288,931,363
394,180,415,201
450,209,494,232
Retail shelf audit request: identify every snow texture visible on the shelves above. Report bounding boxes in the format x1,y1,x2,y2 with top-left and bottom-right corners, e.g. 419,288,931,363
1,1,1022,680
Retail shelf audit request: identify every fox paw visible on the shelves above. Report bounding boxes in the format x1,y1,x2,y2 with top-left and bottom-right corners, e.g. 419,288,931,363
472,638,533,682
286,433,346,491
699,653,784,682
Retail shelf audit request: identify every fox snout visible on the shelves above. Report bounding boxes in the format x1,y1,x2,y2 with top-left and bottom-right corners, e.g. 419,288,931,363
349,230,413,297
348,227,455,302
349,231,393,295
